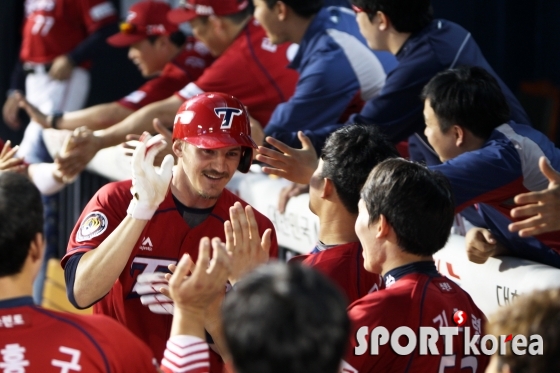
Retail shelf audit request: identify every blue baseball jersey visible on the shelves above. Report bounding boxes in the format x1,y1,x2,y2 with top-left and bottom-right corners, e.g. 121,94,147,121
264,6,397,145
431,122,560,267
294,19,530,159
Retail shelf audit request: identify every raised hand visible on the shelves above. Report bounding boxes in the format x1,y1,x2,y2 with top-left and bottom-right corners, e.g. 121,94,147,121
127,132,174,220
225,202,271,285
256,131,318,184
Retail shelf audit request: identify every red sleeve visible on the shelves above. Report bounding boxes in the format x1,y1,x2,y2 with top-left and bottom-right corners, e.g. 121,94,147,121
161,336,210,373
79,0,118,33
62,181,131,267
117,67,190,111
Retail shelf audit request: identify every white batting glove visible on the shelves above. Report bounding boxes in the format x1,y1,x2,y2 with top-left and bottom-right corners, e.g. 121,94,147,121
127,133,174,220
136,272,175,315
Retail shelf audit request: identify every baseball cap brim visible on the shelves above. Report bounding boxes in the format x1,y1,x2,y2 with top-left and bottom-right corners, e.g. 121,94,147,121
184,133,257,150
167,8,198,24
107,33,147,47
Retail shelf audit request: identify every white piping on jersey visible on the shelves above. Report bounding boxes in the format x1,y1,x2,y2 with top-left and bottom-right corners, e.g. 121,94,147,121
449,33,471,69
178,82,205,100
495,123,549,191
326,28,386,101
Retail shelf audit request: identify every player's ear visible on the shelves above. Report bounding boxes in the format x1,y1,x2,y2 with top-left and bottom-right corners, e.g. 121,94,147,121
29,233,45,264
377,11,390,31
172,140,184,158
453,125,465,147
376,214,391,239
276,1,288,21
321,177,333,199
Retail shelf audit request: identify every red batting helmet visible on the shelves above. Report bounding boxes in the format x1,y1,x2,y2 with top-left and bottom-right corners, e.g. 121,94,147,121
172,92,256,173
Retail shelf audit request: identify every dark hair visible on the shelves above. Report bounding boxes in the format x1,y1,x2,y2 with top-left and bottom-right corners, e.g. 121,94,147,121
147,31,187,47
361,158,454,256
351,0,433,33
223,262,350,373
262,0,323,18
421,66,511,140
0,172,43,276
320,124,399,214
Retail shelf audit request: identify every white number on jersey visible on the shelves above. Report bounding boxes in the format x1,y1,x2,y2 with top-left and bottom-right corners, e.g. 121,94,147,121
31,14,55,36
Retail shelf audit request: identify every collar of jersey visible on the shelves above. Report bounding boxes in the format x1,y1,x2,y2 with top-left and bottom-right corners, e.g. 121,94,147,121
383,261,439,287
0,296,35,309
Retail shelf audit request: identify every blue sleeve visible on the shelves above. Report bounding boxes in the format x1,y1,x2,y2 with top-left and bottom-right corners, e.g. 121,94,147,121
67,23,118,65
64,252,105,309
264,52,360,141
429,144,523,211
9,60,26,92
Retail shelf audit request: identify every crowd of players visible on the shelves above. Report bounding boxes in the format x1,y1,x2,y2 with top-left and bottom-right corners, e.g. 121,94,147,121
1,0,560,372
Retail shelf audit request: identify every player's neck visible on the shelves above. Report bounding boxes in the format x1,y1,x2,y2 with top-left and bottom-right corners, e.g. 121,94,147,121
288,14,315,44
317,206,358,245
380,246,434,276
0,276,33,302
387,30,411,55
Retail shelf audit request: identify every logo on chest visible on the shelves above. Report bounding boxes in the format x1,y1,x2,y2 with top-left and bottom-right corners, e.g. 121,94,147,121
139,237,153,251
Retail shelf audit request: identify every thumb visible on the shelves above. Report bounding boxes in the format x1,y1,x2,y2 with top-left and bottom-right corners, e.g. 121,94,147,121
481,229,496,244
539,157,560,184
153,118,173,143
298,131,314,151
157,154,175,182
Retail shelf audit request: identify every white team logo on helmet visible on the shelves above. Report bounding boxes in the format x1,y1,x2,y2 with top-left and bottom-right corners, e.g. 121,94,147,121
76,212,108,242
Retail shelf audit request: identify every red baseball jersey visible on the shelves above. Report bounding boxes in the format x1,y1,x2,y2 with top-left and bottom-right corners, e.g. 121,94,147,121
176,19,298,126
62,180,278,364
117,38,214,111
0,296,157,372
343,262,489,373
21,0,118,63
290,242,383,305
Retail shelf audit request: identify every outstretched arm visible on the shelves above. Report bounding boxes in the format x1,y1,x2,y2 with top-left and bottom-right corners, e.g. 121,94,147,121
509,157,560,236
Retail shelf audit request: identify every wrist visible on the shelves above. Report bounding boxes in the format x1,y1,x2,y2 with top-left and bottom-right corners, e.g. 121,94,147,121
127,198,157,220
50,112,64,129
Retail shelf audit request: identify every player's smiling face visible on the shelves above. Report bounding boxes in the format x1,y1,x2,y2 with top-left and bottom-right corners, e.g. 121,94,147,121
175,141,241,205
128,38,167,77
253,0,287,45
423,99,462,162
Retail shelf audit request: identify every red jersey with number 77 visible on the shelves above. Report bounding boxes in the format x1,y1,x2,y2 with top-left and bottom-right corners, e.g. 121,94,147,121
342,262,489,373
20,0,118,63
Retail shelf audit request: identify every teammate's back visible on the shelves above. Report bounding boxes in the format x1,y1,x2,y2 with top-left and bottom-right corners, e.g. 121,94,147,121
0,298,156,372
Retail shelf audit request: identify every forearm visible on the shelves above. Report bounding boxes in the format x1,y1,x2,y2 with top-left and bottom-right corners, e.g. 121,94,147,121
73,216,148,307
171,308,206,339
96,95,182,149
205,319,232,364
58,102,133,131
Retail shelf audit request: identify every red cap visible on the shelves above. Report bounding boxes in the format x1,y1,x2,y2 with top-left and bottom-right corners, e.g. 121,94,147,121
107,1,179,47
172,92,256,150
168,0,249,24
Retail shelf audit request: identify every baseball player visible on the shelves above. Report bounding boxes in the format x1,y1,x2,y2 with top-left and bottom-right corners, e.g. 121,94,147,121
273,0,530,164
343,159,489,372
0,172,159,372
3,0,118,164
17,0,214,134
61,93,278,367
422,66,560,268
52,0,298,179
252,0,396,146
289,125,398,304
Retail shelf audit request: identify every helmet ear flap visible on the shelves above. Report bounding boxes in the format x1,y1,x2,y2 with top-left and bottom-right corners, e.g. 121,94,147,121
237,147,253,173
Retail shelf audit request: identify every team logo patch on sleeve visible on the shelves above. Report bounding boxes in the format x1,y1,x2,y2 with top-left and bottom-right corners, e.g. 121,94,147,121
76,212,108,242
